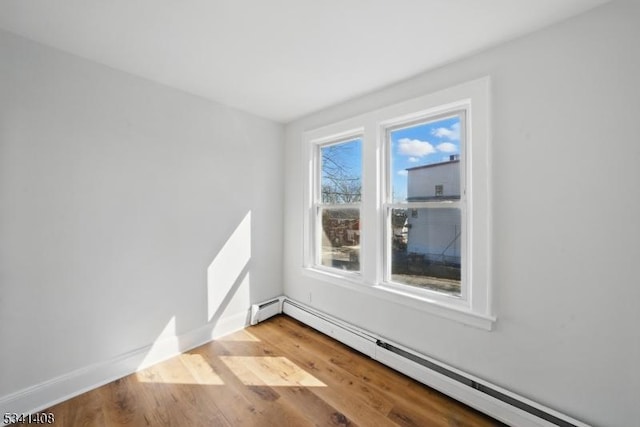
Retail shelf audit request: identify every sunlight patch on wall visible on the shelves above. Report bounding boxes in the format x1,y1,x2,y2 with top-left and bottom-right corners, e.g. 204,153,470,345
219,356,326,387
137,316,177,370
207,211,252,321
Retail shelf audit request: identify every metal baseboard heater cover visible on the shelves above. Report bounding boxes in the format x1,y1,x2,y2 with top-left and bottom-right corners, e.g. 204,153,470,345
375,340,581,427
251,297,590,427
250,296,285,325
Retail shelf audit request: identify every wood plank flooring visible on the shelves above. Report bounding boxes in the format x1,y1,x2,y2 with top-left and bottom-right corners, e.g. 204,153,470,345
21,315,504,426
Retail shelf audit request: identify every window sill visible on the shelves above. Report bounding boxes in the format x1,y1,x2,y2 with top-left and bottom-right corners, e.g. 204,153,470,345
303,267,495,331
372,283,496,331
302,266,364,287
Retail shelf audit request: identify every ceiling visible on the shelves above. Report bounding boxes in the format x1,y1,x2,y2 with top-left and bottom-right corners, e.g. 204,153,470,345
0,0,610,123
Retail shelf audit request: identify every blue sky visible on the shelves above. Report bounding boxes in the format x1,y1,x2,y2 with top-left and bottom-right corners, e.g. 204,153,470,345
320,116,460,202
391,116,460,202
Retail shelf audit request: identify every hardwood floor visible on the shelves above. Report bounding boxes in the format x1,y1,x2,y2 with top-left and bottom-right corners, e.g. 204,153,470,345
24,315,503,426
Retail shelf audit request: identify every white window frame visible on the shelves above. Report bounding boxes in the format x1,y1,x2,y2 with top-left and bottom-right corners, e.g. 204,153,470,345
305,129,365,280
381,108,468,305
302,77,494,330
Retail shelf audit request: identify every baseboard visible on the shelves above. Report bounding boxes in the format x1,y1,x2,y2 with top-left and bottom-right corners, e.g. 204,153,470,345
281,298,590,427
374,345,552,427
136,310,250,371
282,299,378,358
0,310,250,424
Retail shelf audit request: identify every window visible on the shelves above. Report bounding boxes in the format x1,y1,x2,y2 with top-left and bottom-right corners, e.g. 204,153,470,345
303,78,493,329
312,135,362,273
385,112,465,298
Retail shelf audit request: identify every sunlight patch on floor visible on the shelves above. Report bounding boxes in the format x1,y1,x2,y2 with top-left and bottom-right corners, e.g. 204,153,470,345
220,356,326,387
218,329,261,342
136,353,224,385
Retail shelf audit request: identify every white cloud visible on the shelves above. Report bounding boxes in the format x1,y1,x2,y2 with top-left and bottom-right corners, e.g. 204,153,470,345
436,142,457,153
432,122,460,141
397,170,408,176
408,157,419,163
398,138,435,157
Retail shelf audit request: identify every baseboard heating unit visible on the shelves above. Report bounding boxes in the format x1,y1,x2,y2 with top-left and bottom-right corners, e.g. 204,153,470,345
251,296,590,427
250,296,285,325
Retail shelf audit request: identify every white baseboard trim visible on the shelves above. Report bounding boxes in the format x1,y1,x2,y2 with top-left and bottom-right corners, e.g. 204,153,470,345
282,298,590,427
282,299,378,358
0,310,250,424
374,346,547,427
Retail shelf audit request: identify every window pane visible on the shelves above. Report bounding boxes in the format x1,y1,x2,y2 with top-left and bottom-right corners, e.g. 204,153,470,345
320,208,360,271
321,139,362,204
390,208,461,296
390,116,461,203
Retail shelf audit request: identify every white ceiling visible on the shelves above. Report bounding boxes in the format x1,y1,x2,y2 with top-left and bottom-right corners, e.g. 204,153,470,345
0,0,610,123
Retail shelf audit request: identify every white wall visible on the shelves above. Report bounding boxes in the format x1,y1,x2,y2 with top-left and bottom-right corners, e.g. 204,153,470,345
407,161,460,199
0,29,283,411
283,2,639,426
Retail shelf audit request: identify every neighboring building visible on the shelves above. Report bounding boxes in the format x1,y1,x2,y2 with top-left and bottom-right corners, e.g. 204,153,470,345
406,155,461,265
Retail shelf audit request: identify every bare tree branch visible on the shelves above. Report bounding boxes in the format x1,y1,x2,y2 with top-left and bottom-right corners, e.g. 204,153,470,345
321,143,361,203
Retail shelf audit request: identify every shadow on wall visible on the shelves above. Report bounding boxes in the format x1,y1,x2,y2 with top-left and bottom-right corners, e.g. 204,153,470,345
136,211,253,371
